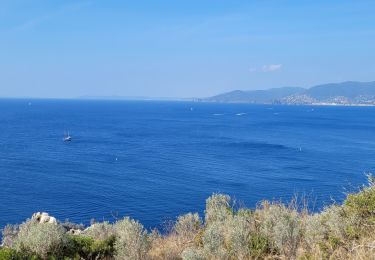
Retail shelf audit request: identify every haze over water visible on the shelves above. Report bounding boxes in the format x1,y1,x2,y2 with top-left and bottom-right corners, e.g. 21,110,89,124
1,99,374,229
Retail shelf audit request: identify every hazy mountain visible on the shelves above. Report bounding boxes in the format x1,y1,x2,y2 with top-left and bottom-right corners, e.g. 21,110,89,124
205,81,375,105
207,87,305,103
305,81,375,100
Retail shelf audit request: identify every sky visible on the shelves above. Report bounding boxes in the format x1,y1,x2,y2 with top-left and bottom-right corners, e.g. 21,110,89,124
1,0,375,98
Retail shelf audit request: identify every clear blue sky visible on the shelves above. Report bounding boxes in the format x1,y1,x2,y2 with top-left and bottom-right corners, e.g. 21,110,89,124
1,0,375,98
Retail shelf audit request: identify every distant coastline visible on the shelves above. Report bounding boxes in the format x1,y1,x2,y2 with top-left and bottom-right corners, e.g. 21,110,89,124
2,80,375,107
202,81,375,106
199,100,375,107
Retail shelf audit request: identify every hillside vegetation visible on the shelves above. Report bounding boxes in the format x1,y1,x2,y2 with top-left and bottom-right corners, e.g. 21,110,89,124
1,177,375,259
206,81,375,105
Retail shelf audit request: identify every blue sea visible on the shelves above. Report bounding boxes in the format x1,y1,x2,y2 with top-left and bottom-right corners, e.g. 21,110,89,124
1,99,375,230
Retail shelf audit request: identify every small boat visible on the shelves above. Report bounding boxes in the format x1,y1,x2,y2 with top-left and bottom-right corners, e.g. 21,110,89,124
63,131,72,142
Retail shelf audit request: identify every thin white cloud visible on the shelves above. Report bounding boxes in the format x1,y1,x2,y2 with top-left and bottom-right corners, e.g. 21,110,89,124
249,64,282,73
262,64,282,72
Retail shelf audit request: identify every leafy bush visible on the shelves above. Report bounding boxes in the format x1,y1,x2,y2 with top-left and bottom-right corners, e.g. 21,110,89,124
84,221,115,241
304,213,327,246
204,194,232,224
68,235,115,259
259,202,301,258
13,220,68,258
113,217,150,260
225,214,253,258
248,233,273,258
321,205,348,240
201,221,228,258
0,248,13,260
0,247,34,260
343,182,375,238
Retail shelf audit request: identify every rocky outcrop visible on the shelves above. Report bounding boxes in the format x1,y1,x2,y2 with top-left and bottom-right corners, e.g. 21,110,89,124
32,212,57,224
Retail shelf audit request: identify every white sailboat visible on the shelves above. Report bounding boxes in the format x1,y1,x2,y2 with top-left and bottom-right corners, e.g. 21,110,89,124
63,131,72,142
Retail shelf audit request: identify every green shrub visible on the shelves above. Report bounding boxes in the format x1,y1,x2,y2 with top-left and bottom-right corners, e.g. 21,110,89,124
321,205,348,240
259,202,301,258
68,235,93,258
304,213,327,248
345,187,375,219
68,235,115,259
343,183,375,238
84,221,115,241
0,247,35,260
204,194,233,224
201,221,228,258
13,220,68,259
249,233,273,257
226,213,272,258
273,208,300,258
226,214,253,258
0,247,41,260
0,248,13,260
113,217,150,260
304,205,348,258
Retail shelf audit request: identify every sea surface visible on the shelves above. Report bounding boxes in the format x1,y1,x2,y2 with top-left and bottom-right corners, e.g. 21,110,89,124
1,99,375,229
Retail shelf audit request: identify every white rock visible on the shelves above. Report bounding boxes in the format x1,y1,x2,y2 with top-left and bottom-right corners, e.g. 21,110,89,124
31,212,57,224
48,216,57,224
